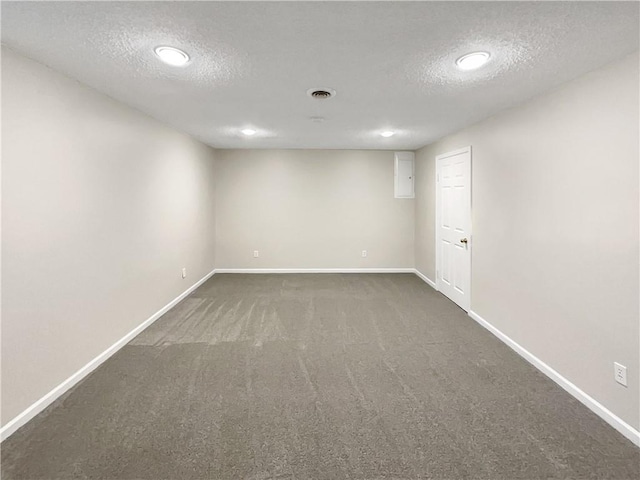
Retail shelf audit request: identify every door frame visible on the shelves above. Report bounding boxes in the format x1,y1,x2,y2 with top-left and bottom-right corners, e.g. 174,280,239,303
435,146,472,311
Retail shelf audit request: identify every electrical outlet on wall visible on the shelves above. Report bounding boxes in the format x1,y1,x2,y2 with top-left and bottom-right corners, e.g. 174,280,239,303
362,250,367,258
182,268,187,279
253,250,259,258
614,362,627,387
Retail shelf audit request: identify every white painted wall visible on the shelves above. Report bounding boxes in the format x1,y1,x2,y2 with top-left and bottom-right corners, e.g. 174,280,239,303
3,41,637,447
215,149,414,269
1,47,217,425
415,53,639,430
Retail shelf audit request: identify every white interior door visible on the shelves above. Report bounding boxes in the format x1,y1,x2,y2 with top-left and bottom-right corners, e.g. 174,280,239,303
436,147,471,311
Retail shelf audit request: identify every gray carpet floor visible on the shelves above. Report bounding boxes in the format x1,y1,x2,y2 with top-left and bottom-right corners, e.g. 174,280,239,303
2,273,638,479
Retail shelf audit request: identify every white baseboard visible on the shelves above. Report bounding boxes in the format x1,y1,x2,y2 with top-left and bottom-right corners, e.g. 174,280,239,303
6,268,637,450
468,310,640,447
0,267,216,442
215,268,415,274
413,274,638,447
413,269,437,289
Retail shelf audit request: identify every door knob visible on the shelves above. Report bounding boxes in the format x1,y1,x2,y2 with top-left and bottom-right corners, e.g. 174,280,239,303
460,238,468,244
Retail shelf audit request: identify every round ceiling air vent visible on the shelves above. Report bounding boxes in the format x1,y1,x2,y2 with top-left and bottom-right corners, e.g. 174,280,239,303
311,90,332,99
307,87,336,99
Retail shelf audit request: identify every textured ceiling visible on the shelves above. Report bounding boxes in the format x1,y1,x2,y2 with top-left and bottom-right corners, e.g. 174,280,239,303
2,1,638,150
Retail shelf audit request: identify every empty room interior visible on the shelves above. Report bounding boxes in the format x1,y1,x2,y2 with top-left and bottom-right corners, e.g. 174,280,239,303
1,1,639,479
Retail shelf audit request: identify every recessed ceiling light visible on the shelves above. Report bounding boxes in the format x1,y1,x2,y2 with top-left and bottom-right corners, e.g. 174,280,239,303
154,46,190,66
455,51,490,71
380,131,395,138
241,128,257,136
